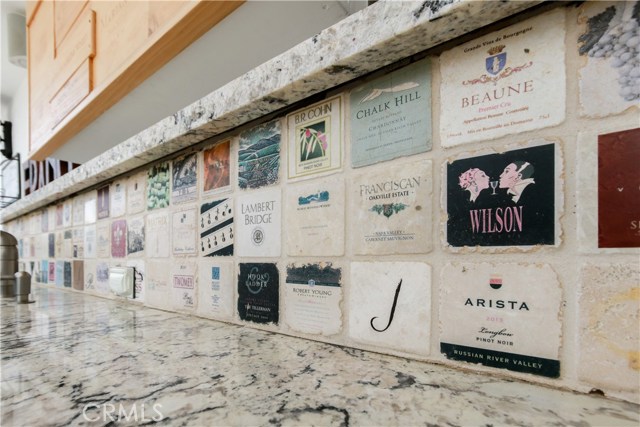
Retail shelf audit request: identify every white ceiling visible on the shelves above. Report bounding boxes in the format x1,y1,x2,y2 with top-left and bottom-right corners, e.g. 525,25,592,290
0,0,27,110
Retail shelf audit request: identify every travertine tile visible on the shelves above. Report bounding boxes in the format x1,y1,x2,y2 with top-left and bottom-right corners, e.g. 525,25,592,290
146,212,170,258
146,260,171,310
127,171,147,215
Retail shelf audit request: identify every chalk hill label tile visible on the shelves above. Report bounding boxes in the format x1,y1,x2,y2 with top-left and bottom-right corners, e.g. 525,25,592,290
287,96,342,179
238,120,280,189
446,143,556,247
237,189,281,257
238,263,279,325
598,128,640,248
203,140,231,194
146,212,170,258
127,171,146,214
286,177,345,256
285,263,342,336
173,208,197,255
111,180,126,218
97,186,110,219
349,262,431,355
440,9,565,147
198,260,234,321
351,159,432,255
147,161,170,210
440,263,561,378
111,219,127,258
200,198,234,257
172,153,198,204
350,58,432,167
127,216,145,256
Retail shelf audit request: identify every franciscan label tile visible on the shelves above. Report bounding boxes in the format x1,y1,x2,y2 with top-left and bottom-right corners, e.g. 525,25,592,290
351,159,432,255
203,140,231,195
199,198,233,257
440,9,565,147
127,172,146,215
285,177,344,256
350,59,432,167
236,189,281,257
197,259,234,321
97,186,110,219
84,226,96,259
237,263,279,325
147,162,170,210
172,261,197,311
578,1,640,117
111,220,127,258
173,208,197,255
127,216,145,256
579,263,639,394
284,263,342,336
598,128,640,248
287,96,342,179
111,180,126,218
440,263,561,378
96,224,110,258
238,120,280,189
72,261,84,291
172,153,198,204
146,212,170,258
349,262,431,355
127,260,145,302
446,143,557,247
146,260,171,310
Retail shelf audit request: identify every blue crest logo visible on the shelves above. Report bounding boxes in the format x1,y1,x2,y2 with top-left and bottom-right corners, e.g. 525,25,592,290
486,52,507,75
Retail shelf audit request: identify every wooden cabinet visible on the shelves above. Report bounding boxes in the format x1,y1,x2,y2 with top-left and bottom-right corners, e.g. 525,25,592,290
27,0,243,159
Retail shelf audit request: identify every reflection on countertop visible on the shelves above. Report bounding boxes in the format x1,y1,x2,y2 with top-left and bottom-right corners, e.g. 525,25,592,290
1,287,638,426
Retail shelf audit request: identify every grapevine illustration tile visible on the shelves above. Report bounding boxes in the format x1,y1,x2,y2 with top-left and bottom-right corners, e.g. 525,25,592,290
147,161,170,210
238,120,280,189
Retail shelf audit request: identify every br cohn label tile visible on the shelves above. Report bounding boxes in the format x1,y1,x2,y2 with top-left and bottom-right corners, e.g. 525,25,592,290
349,262,431,356
440,262,562,378
199,197,234,257
172,153,198,204
236,189,281,257
238,120,281,189
237,263,279,325
284,262,343,336
285,177,344,256
446,142,558,248
350,58,432,168
351,159,432,255
439,9,565,147
198,260,234,321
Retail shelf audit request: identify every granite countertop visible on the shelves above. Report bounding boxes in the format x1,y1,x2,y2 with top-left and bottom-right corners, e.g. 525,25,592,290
1,287,638,426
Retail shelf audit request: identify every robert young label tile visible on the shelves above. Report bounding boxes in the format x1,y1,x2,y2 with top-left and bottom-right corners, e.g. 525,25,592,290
236,189,281,257
440,9,565,147
579,263,639,398
285,262,343,336
577,1,640,117
172,153,198,204
147,162,171,210
111,220,127,258
350,58,432,168
127,216,145,257
202,140,232,195
172,261,197,312
146,212,170,258
440,263,562,378
238,120,281,189
285,177,344,256
197,260,234,321
351,159,432,255
83,226,96,259
238,263,279,325
199,198,233,257
446,142,560,248
173,208,197,255
146,260,171,310
349,262,431,356
287,96,342,179
96,224,110,258
97,186,110,219
111,179,126,218
127,171,147,215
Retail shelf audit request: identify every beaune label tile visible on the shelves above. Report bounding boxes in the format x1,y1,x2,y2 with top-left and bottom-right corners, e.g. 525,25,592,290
199,198,234,257
111,219,127,258
238,120,281,189
172,261,197,311
237,263,279,325
96,224,110,258
285,177,345,256
127,216,145,256
173,208,197,255
287,96,342,179
127,172,146,215
577,2,640,118
284,263,343,336
446,143,557,248
197,259,234,321
351,159,432,255
147,162,171,210
350,58,432,167
439,9,565,147
146,212,170,258
97,186,110,219
84,225,96,259
440,263,561,378
203,140,232,195
598,128,640,248
236,189,281,257
579,263,639,393
146,260,171,310
349,262,431,356
111,180,126,218
172,153,198,204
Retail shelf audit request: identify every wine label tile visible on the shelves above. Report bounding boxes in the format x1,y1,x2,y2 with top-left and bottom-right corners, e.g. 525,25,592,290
146,212,170,258
349,262,431,356
146,260,171,310
55,261,64,287
73,196,84,226
172,153,198,204
97,186,110,219
199,197,234,257
172,261,197,312
83,260,96,292
203,140,232,195
237,263,279,325
197,259,234,321
63,201,72,227
96,224,110,258
236,189,281,257
72,228,84,258
96,262,110,295
147,161,171,210
127,171,147,215
173,208,197,255
127,216,145,256
127,259,145,302
111,220,127,258
238,120,281,189
84,192,97,224
440,263,562,378
111,179,127,218
72,261,84,291
84,225,96,259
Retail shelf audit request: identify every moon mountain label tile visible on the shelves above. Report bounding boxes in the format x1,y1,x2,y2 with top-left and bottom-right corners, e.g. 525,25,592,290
238,120,281,189
238,263,279,325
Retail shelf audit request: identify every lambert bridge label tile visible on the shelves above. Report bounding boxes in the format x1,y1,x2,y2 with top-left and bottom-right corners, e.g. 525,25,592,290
236,189,281,257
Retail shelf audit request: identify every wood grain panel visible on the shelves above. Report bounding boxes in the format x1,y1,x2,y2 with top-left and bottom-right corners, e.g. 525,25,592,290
50,60,92,128
54,0,88,50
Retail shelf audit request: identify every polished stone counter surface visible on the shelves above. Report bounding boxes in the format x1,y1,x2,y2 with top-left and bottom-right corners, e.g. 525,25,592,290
1,288,638,426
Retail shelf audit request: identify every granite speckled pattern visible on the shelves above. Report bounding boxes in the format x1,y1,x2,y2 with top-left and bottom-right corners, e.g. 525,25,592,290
2,287,639,426
1,0,545,223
